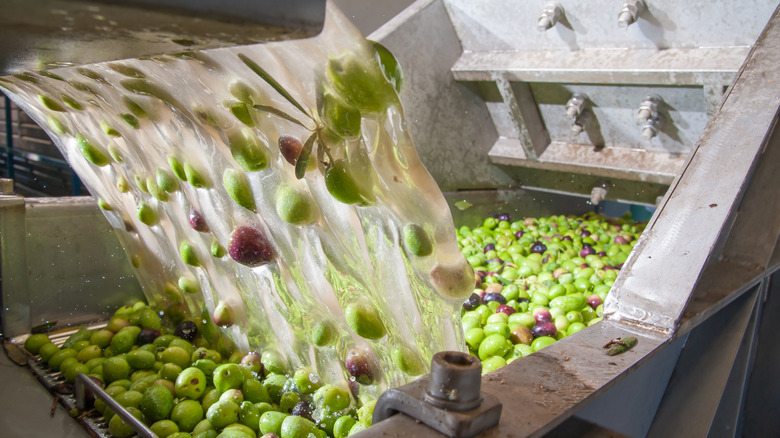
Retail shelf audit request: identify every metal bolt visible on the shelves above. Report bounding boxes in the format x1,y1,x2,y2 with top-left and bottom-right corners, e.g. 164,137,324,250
537,2,563,32
424,351,482,411
637,94,662,124
641,115,663,140
618,0,646,29
565,93,587,119
571,111,590,136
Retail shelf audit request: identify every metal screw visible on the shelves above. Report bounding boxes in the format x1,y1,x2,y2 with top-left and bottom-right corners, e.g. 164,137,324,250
537,2,563,32
618,0,646,29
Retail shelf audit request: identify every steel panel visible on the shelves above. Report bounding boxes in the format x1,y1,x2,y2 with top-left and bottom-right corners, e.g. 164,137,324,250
443,0,776,51
604,7,780,332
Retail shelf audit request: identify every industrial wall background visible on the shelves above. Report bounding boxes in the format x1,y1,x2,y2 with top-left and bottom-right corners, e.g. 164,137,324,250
1,0,779,437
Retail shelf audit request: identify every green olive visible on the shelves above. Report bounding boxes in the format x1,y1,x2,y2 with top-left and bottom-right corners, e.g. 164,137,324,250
321,87,361,138
223,168,256,212
326,51,398,113
228,129,269,172
76,134,110,166
324,159,365,205
38,94,65,112
344,301,385,340
402,223,433,257
184,163,209,188
137,202,158,226
180,241,200,266
275,186,316,225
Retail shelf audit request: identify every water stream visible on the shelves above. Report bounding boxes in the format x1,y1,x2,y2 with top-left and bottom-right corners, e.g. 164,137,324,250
0,4,473,402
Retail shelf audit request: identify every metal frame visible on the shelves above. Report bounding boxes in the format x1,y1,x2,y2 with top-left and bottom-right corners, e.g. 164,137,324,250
358,1,780,436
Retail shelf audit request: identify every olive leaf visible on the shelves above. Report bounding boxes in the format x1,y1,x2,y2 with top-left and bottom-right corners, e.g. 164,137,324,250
295,132,317,179
31,321,57,334
254,104,307,128
238,53,311,119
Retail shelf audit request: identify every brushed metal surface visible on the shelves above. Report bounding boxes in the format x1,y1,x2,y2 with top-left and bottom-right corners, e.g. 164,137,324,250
0,196,144,338
0,0,326,76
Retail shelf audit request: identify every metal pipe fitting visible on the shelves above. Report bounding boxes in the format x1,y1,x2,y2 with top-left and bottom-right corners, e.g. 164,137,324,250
537,2,564,32
637,94,662,124
425,351,483,411
618,0,646,29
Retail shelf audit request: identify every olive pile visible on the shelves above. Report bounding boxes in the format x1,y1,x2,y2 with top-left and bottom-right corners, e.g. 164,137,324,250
456,212,645,373
23,303,373,438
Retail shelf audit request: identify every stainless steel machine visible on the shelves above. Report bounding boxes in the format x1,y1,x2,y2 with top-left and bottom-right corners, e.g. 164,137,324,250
2,0,780,437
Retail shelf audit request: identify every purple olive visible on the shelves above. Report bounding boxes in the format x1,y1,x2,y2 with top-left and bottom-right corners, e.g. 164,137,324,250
487,257,503,265
497,213,511,222
462,293,481,311
345,350,376,385
228,226,273,267
562,236,573,242
347,380,360,400
598,251,607,257
614,235,628,244
532,322,557,338
533,308,552,323
279,135,303,166
291,401,314,421
530,241,547,254
580,245,595,257
581,230,591,237
588,294,602,309
84,376,105,406
482,292,506,305
514,230,524,239
496,304,515,315
188,209,209,232
476,271,488,280
483,243,496,253
174,321,198,342
137,328,161,345
510,325,533,345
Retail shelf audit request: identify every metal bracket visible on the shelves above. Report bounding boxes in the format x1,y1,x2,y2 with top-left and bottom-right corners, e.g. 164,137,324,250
373,352,502,438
